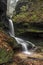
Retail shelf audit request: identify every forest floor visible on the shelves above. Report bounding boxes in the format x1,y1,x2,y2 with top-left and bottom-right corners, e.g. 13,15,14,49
6,52,43,65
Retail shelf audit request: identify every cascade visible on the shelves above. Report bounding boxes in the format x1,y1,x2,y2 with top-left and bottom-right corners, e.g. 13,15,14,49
9,19,36,55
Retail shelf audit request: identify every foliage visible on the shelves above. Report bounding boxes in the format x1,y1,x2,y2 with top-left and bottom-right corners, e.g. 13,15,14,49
13,0,43,23
0,48,13,64
13,11,43,23
0,31,14,64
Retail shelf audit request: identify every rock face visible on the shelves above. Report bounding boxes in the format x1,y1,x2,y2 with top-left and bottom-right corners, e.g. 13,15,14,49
12,0,43,37
0,0,7,21
13,22,43,36
12,0,43,48
0,30,14,64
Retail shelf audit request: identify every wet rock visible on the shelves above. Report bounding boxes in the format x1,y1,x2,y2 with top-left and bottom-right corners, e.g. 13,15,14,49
34,47,42,53
13,44,22,52
13,22,43,37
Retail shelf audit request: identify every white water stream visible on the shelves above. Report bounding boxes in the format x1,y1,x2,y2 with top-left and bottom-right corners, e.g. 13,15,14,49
9,19,35,55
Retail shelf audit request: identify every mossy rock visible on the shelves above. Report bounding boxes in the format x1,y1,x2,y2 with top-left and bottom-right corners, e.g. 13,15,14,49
0,30,14,64
0,30,24,64
34,47,43,53
0,30,18,49
0,42,13,64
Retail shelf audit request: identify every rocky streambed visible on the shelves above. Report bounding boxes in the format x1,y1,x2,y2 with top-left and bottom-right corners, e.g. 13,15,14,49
5,52,43,65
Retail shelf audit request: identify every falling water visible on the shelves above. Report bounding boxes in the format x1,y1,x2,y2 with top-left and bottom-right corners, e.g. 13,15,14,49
9,19,15,37
9,19,35,55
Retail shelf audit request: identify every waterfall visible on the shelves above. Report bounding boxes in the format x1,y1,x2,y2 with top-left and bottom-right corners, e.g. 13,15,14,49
7,0,18,17
9,19,15,37
9,19,35,55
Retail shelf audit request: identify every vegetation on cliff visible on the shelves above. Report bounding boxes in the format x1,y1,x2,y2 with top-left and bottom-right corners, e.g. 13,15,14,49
13,0,43,23
12,0,43,35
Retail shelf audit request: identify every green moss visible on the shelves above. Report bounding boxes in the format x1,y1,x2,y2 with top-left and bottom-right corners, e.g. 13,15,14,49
0,48,13,64
12,0,43,23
